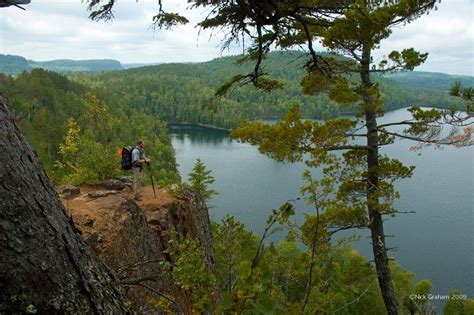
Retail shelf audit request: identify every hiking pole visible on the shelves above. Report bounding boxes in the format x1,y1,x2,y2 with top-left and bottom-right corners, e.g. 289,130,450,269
147,162,157,198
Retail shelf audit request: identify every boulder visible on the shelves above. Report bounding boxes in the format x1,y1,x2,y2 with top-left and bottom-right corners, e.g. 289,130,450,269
87,190,119,199
113,176,132,184
102,179,125,191
57,185,80,198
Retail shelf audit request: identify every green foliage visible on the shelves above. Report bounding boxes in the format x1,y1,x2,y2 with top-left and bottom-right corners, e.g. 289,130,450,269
213,204,297,313
212,215,259,294
0,69,178,185
164,230,218,313
187,158,219,202
328,77,359,104
386,48,429,71
451,82,473,114
404,279,435,315
56,118,117,185
211,215,426,314
152,12,189,30
443,290,474,315
67,51,464,131
233,105,355,164
301,72,330,95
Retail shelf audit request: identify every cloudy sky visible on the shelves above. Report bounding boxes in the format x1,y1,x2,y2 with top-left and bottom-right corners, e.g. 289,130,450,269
1,0,473,75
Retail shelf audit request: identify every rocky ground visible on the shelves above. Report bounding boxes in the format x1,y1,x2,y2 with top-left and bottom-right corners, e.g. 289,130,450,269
57,179,215,313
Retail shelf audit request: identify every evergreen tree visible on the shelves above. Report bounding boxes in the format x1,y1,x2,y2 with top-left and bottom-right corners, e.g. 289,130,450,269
188,158,219,202
88,2,473,314
189,1,472,314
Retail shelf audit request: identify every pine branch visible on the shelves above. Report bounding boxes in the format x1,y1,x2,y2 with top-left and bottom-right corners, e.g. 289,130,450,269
377,129,473,146
327,145,370,151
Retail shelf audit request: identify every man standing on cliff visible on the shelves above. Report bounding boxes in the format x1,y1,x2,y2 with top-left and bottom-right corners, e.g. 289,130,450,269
132,139,150,201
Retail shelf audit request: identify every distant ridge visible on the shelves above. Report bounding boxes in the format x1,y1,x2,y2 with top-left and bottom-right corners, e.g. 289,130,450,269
382,71,474,91
122,62,162,69
1,52,472,92
0,55,31,74
0,54,123,74
117,50,473,94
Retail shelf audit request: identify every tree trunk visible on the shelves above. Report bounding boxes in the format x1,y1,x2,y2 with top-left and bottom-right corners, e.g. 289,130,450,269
360,48,401,315
0,96,127,314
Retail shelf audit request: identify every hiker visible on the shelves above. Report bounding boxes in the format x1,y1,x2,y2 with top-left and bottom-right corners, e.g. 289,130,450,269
132,139,150,200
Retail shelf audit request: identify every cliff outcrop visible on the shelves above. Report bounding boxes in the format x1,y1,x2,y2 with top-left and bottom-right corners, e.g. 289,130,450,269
59,182,216,313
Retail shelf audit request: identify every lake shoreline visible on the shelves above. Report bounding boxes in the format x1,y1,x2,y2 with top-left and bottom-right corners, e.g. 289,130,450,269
167,121,232,132
167,106,458,133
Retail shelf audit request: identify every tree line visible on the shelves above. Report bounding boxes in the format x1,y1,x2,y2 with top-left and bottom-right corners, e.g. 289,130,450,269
72,50,462,130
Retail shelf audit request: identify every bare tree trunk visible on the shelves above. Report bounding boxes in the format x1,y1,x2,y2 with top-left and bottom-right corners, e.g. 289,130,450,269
360,47,401,315
0,96,127,314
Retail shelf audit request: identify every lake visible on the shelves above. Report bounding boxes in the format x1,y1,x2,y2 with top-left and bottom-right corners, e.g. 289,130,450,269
169,108,473,311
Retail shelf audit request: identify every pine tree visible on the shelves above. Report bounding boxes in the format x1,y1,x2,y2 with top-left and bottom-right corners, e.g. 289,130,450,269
88,1,473,314
188,158,218,202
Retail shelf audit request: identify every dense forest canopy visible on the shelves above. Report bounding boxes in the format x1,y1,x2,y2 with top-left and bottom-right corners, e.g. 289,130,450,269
2,51,471,130
383,71,474,91
0,68,177,185
210,214,474,314
67,51,468,129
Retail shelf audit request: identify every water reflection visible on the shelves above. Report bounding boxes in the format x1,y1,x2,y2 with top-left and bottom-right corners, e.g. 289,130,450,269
168,124,231,146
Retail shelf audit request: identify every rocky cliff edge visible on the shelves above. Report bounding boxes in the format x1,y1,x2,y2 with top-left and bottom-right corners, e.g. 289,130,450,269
58,180,216,313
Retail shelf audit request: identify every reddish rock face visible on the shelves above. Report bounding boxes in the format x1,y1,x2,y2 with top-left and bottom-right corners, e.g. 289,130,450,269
60,185,216,313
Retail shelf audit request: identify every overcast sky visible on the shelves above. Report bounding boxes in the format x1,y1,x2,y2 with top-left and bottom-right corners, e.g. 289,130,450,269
0,0,473,75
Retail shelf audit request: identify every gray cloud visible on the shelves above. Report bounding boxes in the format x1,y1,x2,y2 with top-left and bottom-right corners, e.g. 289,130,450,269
0,0,472,75
375,0,473,75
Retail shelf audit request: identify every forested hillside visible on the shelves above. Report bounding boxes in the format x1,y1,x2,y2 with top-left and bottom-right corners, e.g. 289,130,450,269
0,55,32,74
0,54,123,74
74,51,464,129
383,71,474,91
1,51,467,129
31,58,123,73
0,69,177,185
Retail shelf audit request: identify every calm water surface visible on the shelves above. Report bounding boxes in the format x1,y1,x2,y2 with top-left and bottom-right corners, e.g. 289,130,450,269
169,108,473,310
